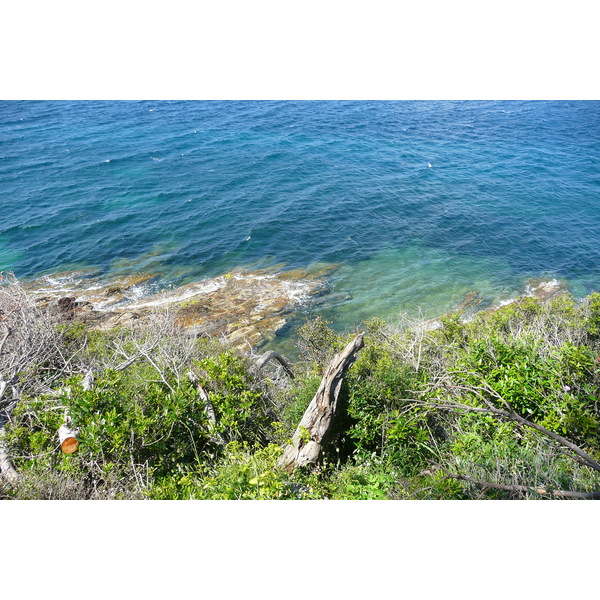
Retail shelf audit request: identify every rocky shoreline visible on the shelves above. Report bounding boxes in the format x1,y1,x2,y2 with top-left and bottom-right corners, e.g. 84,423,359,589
19,266,570,350
22,265,337,349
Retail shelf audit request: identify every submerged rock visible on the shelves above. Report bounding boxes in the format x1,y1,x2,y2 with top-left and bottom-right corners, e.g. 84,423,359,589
129,270,326,347
21,266,574,350
456,290,485,312
444,277,570,326
24,270,159,310
523,277,566,301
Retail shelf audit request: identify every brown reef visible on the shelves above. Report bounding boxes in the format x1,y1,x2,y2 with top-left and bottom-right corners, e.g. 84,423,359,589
22,265,570,350
24,266,335,349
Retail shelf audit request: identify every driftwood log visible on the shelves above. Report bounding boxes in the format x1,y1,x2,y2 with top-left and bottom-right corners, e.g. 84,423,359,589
278,332,365,472
54,370,92,455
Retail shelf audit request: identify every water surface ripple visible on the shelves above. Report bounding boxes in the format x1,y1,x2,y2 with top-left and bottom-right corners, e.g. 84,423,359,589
1,100,599,330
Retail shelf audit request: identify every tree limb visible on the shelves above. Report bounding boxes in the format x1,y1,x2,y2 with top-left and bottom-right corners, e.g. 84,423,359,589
447,474,600,499
82,369,95,391
0,325,10,356
255,350,294,379
187,371,224,446
408,397,600,474
0,412,19,482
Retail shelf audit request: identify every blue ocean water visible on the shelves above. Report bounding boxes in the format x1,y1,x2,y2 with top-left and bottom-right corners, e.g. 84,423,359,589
1,100,599,331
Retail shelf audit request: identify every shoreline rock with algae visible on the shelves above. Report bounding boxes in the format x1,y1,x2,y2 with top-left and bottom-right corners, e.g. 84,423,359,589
23,266,334,349
19,265,572,350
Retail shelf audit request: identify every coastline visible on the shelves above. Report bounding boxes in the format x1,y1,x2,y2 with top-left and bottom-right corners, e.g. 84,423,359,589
14,263,573,351
19,264,334,349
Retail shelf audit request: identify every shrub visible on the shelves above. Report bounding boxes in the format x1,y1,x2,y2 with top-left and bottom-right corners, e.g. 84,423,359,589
295,316,343,373
149,442,287,500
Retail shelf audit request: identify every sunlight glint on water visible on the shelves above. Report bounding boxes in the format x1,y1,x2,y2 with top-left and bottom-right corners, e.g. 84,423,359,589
1,100,599,335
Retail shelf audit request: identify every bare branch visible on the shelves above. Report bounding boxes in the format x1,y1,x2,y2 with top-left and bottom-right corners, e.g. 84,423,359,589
408,397,600,473
187,371,224,445
0,325,10,355
447,474,600,499
0,272,65,399
82,369,95,391
0,412,19,482
255,350,294,379
137,343,175,393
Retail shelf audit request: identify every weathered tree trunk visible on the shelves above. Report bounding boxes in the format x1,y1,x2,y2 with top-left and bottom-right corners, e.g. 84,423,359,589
278,333,364,472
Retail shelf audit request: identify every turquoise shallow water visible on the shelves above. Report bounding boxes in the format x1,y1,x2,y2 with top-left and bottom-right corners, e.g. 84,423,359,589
1,100,599,332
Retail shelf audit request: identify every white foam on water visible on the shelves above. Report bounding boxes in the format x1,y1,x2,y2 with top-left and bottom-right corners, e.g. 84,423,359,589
128,277,227,308
252,279,312,313
523,278,561,297
283,280,312,303
125,284,150,302
494,297,517,308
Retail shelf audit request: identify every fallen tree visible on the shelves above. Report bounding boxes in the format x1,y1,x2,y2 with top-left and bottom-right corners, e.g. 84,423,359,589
278,333,364,472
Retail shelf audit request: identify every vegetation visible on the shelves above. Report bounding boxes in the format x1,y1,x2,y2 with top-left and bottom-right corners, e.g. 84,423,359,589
1,271,599,499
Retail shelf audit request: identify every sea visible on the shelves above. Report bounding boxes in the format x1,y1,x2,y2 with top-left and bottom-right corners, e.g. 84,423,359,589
1,100,599,337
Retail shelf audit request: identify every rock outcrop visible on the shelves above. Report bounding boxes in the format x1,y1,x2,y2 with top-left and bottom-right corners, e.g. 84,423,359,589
24,266,334,349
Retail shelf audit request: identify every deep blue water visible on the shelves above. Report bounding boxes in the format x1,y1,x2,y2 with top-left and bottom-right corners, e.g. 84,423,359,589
1,100,599,329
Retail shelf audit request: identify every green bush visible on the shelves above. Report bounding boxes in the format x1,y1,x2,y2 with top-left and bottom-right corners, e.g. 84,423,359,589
295,316,344,373
4,288,600,500
585,292,600,338
6,348,277,495
149,442,287,500
195,351,275,445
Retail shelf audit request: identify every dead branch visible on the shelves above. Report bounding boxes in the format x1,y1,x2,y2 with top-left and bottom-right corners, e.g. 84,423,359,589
447,474,600,499
137,342,175,393
278,333,365,472
255,350,294,379
109,309,197,390
0,413,19,482
0,272,65,397
408,397,600,474
187,371,224,445
112,335,161,372
0,325,10,355
82,369,94,391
